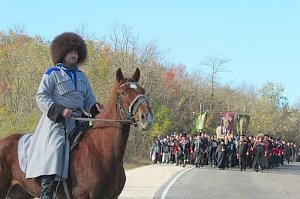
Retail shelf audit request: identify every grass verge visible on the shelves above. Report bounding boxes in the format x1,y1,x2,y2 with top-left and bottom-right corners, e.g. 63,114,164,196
124,156,151,171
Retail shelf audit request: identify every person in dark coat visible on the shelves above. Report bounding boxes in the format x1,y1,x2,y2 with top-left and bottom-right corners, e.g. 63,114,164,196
285,142,293,164
252,134,267,172
237,135,249,171
246,136,254,168
201,133,210,166
194,134,203,168
216,139,227,169
180,136,190,167
208,135,218,167
225,136,236,169
264,134,273,169
168,135,175,163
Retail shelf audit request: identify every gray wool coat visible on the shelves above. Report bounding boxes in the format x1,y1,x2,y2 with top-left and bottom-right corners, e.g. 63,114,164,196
25,64,97,179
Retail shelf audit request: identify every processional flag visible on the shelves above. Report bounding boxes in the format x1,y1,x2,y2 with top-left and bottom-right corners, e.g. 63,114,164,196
236,113,250,135
194,112,208,132
220,111,236,134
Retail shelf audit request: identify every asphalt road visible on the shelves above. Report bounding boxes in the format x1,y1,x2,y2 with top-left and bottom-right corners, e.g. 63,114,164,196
120,162,300,199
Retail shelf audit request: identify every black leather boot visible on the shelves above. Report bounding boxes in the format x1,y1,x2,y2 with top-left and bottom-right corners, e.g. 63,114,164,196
40,175,56,199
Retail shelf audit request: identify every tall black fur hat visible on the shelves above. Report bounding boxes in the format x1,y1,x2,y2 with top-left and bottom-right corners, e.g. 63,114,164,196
50,32,87,65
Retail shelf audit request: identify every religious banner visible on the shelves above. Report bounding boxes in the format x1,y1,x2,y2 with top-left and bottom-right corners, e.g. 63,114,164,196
236,113,250,135
220,111,236,134
193,112,208,132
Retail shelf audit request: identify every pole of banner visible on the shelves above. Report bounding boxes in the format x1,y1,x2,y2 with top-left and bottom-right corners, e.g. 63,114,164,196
200,102,202,115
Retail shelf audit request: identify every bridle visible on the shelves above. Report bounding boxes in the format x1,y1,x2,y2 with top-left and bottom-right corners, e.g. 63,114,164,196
116,82,149,125
70,82,149,126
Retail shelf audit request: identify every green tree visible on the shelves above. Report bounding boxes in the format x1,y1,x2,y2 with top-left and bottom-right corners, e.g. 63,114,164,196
151,102,172,138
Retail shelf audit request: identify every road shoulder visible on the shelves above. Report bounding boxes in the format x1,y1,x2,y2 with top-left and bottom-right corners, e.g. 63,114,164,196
119,164,190,199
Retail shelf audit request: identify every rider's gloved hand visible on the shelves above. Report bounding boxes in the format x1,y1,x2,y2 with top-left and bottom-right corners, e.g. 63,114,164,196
90,102,105,118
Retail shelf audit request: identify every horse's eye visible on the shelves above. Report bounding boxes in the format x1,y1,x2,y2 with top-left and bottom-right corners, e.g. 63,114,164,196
122,91,126,95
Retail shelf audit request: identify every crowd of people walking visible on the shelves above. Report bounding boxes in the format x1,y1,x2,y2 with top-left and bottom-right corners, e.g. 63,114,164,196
150,132,300,172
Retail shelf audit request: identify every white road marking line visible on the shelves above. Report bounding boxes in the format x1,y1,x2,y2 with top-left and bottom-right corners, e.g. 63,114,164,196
161,167,194,199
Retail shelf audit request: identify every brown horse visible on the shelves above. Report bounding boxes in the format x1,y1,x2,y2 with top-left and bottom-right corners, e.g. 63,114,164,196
0,68,154,199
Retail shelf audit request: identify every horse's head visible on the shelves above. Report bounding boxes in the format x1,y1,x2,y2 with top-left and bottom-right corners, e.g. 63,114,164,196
115,68,154,131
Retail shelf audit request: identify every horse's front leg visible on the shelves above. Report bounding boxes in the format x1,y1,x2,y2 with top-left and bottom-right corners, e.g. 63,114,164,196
111,167,126,199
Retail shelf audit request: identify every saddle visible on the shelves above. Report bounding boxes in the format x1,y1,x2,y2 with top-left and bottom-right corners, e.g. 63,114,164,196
67,107,92,151
68,120,90,151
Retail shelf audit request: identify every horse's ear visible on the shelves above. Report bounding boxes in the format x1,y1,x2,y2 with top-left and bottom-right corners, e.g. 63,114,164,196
116,68,124,82
132,68,140,82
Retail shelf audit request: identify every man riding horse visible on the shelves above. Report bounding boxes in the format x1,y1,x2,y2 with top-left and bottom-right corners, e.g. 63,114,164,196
25,32,102,199
0,32,153,199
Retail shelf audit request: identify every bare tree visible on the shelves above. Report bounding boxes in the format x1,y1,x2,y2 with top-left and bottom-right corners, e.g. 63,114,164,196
200,55,230,109
108,23,138,69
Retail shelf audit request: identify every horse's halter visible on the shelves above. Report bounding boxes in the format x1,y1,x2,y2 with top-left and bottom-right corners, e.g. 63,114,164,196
116,82,149,125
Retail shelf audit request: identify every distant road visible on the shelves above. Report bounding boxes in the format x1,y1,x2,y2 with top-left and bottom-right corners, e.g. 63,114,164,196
119,162,300,199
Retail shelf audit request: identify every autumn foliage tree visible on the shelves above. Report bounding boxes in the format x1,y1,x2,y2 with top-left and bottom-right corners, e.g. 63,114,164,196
1,25,300,164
